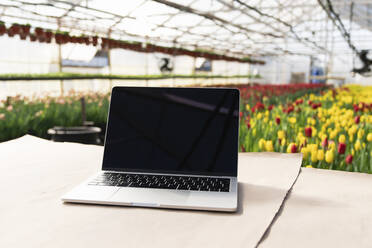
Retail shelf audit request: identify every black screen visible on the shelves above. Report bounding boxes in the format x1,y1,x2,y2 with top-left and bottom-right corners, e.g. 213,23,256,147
102,87,239,177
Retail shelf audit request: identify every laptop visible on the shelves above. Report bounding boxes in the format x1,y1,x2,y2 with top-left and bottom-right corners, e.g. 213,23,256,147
62,86,239,212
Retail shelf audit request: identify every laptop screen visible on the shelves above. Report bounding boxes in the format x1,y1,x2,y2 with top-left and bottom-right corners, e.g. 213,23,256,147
102,87,239,177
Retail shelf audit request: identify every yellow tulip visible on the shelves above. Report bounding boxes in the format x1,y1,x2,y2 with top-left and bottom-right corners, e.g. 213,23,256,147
355,140,361,151
289,117,296,124
338,134,346,143
281,138,286,147
325,150,334,163
257,113,262,119
311,127,317,137
329,131,336,139
301,147,309,159
265,140,274,152
252,128,256,137
311,150,318,163
277,130,285,140
305,165,313,168
328,142,336,151
245,104,250,111
367,133,372,142
357,129,365,140
258,138,265,150
317,149,324,161
299,136,306,147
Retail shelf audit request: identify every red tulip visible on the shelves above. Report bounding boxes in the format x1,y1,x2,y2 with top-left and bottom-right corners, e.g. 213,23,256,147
291,144,297,153
354,115,360,124
304,127,312,137
338,143,346,154
268,105,274,111
239,111,243,118
275,117,281,125
295,99,303,105
321,137,328,148
286,105,294,114
346,154,353,164
246,122,251,129
241,145,246,152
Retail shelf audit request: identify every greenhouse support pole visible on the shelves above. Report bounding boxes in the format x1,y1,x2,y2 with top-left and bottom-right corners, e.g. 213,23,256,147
225,59,228,85
145,37,149,87
192,46,197,86
107,30,113,91
247,63,250,84
57,19,64,96
324,12,329,83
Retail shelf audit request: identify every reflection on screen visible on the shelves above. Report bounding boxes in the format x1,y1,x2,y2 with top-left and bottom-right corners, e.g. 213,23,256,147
102,87,239,176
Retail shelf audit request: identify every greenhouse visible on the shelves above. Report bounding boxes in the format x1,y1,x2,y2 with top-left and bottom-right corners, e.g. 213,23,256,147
0,0,372,247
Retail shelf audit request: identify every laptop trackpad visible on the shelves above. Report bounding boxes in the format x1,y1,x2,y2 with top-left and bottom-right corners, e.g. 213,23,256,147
110,188,191,205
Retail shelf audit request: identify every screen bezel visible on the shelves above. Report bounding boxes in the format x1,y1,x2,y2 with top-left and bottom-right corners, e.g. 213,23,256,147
101,86,240,177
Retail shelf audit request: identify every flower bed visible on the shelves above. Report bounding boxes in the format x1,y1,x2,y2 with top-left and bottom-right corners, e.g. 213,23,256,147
1,84,370,173
239,85,372,173
0,92,110,142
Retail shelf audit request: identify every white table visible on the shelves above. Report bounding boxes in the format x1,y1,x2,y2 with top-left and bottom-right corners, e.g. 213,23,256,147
1,135,371,248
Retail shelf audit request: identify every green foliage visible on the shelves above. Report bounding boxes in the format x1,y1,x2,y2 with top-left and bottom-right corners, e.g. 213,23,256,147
0,92,110,142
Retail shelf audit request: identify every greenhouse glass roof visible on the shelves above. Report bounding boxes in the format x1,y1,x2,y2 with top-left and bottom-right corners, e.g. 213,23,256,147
0,0,371,61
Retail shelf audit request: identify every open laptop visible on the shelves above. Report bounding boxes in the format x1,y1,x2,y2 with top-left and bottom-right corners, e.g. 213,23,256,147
62,87,239,212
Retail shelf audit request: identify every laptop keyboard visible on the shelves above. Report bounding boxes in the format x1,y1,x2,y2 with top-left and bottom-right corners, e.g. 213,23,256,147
88,172,230,192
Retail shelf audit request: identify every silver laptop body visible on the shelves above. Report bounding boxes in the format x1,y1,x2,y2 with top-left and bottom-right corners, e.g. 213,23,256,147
62,87,239,212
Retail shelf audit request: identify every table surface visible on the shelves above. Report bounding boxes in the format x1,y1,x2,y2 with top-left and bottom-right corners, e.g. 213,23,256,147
1,135,372,248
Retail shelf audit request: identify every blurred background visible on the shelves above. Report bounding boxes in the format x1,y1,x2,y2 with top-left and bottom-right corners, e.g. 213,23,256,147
0,0,370,172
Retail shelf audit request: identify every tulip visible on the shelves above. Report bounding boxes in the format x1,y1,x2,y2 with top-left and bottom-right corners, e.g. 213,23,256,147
301,147,309,159
289,117,296,124
304,127,312,137
337,143,346,154
291,144,297,153
345,154,353,164
277,130,285,140
367,133,372,142
321,137,328,148
311,150,318,163
328,141,336,151
241,145,246,152
305,165,313,168
258,139,265,150
357,129,364,140
338,134,346,143
265,140,274,152
317,149,324,161
286,143,297,153
275,117,281,125
354,140,361,151
239,112,243,118
354,115,360,124
325,150,334,163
